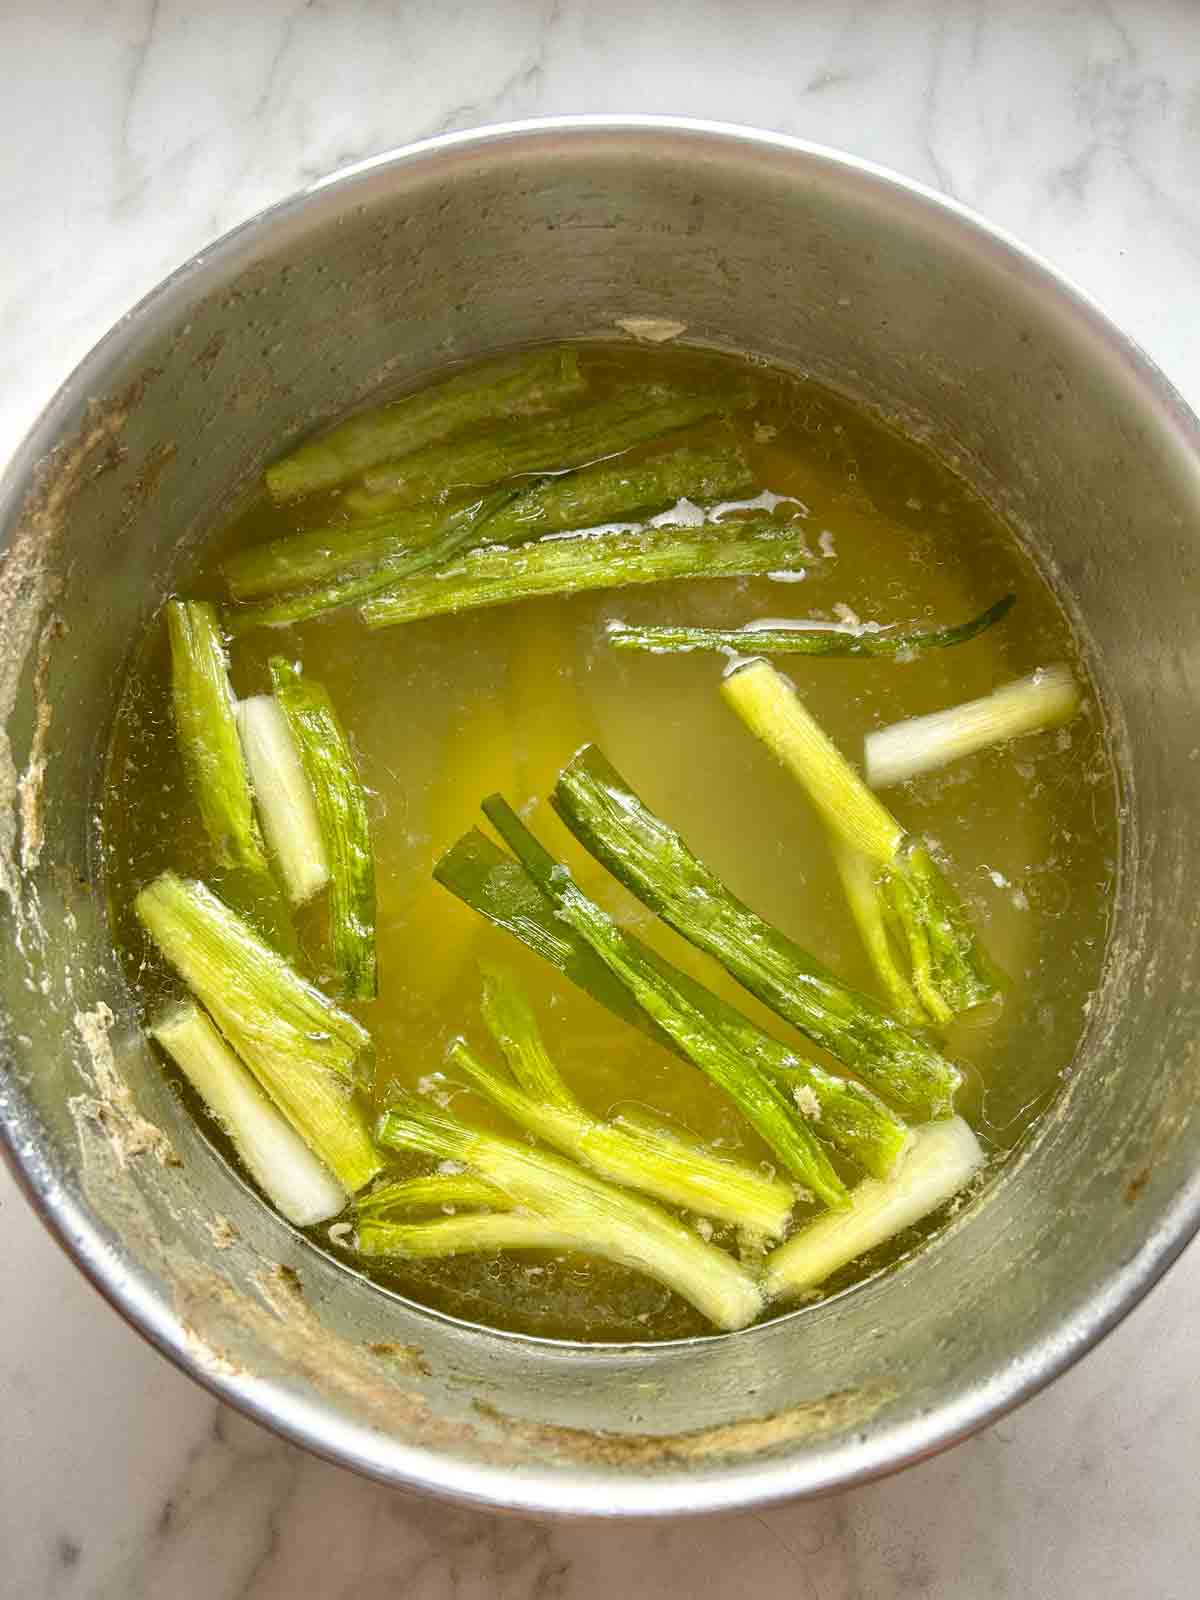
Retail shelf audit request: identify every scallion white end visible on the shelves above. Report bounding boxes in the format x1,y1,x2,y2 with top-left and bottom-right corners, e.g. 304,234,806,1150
236,695,329,905
152,1003,347,1226
763,1116,984,1300
865,664,1082,789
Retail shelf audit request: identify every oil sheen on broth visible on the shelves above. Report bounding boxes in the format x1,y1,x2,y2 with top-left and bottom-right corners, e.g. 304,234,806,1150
101,342,1118,1342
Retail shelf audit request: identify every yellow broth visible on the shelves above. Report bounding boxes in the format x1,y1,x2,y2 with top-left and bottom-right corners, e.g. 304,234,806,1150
101,342,1118,1341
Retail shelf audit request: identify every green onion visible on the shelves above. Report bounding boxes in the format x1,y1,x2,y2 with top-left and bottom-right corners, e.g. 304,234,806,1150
165,599,267,873
722,659,1001,1024
226,488,521,634
227,442,756,602
454,973,796,1234
349,380,755,513
477,959,579,1112
356,1172,512,1217
362,513,817,629
235,695,329,905
151,1003,348,1225
764,1117,983,1300
135,872,381,1191
264,346,587,501
374,1092,764,1331
480,795,849,1210
552,744,961,1119
433,828,909,1178
269,659,376,1000
605,594,1015,656
864,663,1082,789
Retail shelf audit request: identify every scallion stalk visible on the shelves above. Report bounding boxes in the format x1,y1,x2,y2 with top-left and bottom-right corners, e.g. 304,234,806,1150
226,488,521,633
152,1003,348,1225
228,442,755,601
269,659,376,1000
479,795,850,1209
864,663,1082,789
454,976,796,1234
722,659,1001,1023
606,594,1015,656
135,871,381,1191
763,1116,983,1300
373,1092,765,1331
165,599,267,873
433,827,910,1178
265,346,587,501
350,380,755,512
361,513,816,629
235,695,329,905
552,744,961,1118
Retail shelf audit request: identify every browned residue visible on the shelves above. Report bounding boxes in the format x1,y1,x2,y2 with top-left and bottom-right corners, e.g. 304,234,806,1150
70,1002,179,1169
1125,1166,1152,1204
17,612,66,873
474,1382,894,1469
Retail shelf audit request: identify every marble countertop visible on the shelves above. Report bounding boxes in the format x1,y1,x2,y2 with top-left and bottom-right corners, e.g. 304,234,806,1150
3,3,1199,1595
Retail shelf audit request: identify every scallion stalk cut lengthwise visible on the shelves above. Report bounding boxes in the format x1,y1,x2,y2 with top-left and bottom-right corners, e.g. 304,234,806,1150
362,514,817,629
226,488,522,633
356,1172,512,1217
722,659,1002,1025
269,659,376,1000
135,872,381,1191
373,1092,765,1331
551,744,961,1120
454,972,796,1234
235,695,329,905
165,599,267,873
480,795,850,1210
605,594,1016,656
864,663,1082,789
763,1117,983,1300
433,828,910,1179
348,380,756,514
264,346,588,502
152,1003,348,1225
226,443,757,602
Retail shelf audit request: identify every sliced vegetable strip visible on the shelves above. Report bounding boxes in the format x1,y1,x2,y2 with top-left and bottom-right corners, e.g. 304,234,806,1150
228,442,756,602
362,514,816,629
352,379,755,511
764,1116,983,1300
374,1092,764,1330
265,346,586,501
552,744,961,1119
722,659,1001,1023
227,488,521,633
433,828,909,1178
165,599,267,872
152,1003,347,1225
458,979,795,1234
235,694,329,905
135,872,380,1191
480,795,849,1209
269,659,376,1000
356,1173,512,1217
864,662,1081,789
606,594,1015,656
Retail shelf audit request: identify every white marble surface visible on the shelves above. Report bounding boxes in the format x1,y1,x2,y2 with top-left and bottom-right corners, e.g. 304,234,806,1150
2,2,1199,1594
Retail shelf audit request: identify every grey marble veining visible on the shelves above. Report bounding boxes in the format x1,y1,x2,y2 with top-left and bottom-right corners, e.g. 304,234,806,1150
3,3,1199,1596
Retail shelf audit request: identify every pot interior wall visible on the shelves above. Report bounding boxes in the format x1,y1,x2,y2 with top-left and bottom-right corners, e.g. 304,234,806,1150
2,126,1198,1511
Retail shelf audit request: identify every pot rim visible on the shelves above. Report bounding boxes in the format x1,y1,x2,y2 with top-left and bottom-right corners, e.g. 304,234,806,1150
4,114,1200,1517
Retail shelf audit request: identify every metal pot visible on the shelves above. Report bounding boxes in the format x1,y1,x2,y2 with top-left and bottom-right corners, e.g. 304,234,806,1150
2,118,1198,1517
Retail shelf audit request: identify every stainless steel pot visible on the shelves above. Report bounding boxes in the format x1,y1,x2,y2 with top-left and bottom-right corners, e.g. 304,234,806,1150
2,118,1198,1517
